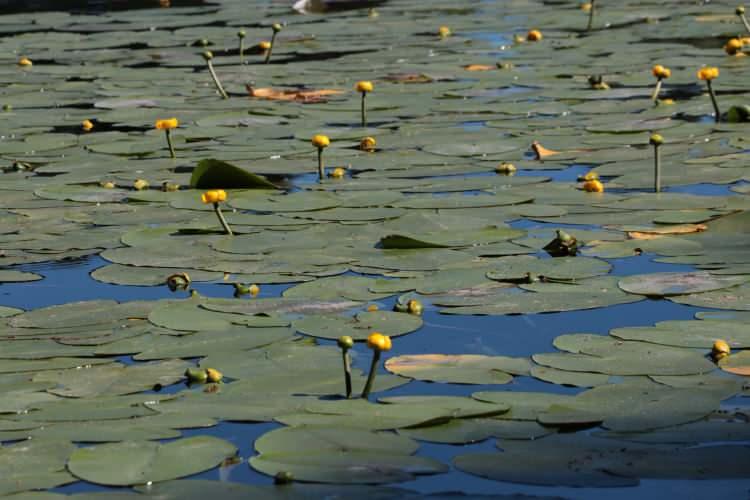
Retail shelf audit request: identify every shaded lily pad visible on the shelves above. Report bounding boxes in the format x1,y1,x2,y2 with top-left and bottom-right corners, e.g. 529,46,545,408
190,159,279,189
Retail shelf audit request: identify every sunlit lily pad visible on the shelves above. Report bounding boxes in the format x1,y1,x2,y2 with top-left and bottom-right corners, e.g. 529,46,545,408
67,436,237,486
384,354,530,385
618,272,747,297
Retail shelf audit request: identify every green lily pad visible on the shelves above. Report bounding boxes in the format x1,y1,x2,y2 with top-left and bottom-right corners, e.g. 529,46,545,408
67,436,237,486
0,440,77,495
618,272,747,297
293,310,422,341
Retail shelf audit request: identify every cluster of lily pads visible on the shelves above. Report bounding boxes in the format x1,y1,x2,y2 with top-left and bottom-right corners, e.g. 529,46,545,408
2,0,750,496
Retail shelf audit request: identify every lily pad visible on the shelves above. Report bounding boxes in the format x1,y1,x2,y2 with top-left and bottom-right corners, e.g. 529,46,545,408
384,354,530,385
618,272,747,297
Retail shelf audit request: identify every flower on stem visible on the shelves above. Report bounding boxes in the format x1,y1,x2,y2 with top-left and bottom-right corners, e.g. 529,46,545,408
202,51,229,99
526,29,543,41
18,57,32,67
651,64,671,79
312,134,330,181
361,332,392,398
155,118,179,158
650,133,664,192
259,41,272,50
697,66,721,123
201,189,233,235
356,81,373,127
337,335,354,398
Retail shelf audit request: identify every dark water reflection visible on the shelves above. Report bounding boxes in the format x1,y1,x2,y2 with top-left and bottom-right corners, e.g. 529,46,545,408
0,0,210,15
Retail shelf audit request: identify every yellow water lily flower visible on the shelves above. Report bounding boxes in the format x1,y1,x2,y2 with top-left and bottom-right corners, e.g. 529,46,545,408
356,81,373,93
438,26,451,38
312,134,330,148
155,118,179,130
366,332,392,352
18,57,32,67
697,66,719,80
725,38,744,55
81,119,94,132
360,136,377,151
712,339,731,361
201,189,227,204
330,167,346,178
259,41,272,50
651,64,671,79
583,179,604,192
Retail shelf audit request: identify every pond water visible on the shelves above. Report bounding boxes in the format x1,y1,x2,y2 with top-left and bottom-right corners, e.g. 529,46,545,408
2,0,750,498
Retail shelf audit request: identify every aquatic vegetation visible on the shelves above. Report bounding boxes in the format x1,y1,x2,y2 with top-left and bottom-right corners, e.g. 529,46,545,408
697,66,721,122
202,51,228,99
312,134,330,181
650,133,664,192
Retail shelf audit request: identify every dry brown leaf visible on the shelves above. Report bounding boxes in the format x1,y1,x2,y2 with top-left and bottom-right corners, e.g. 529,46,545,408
628,224,707,240
463,64,493,71
246,85,344,103
531,141,560,160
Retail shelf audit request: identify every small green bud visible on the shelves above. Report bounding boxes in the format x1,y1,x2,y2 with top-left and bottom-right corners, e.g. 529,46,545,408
185,367,208,384
272,23,283,33
736,5,745,15
337,335,354,350
237,30,246,38
274,471,294,484
202,51,213,61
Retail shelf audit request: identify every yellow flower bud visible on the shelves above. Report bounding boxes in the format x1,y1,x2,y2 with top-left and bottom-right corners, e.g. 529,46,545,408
356,81,374,93
201,189,227,204
725,38,744,55
337,335,354,350
312,134,330,148
133,179,149,191
272,23,283,33
205,368,223,383
581,171,599,181
81,119,94,132
407,299,423,316
495,162,516,174
155,118,179,130
248,283,260,296
366,304,379,312
366,332,392,352
697,66,719,81
712,339,731,361
526,29,543,42
360,136,377,151
259,41,272,50
438,26,451,38
649,133,664,146
330,167,346,179
652,64,671,79
18,57,32,67
583,179,604,192
100,181,115,189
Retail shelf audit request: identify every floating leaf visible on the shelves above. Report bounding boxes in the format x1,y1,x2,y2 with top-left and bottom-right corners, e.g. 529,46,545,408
190,159,279,190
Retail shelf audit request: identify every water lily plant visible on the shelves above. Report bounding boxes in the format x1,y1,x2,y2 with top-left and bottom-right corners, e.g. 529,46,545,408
361,332,392,398
237,30,246,64
202,51,229,99
356,80,373,127
649,133,664,192
697,66,721,123
312,134,330,181
360,136,376,151
201,189,233,235
737,5,750,34
650,64,671,102
265,23,282,64
155,118,179,158
337,335,354,398
724,38,744,56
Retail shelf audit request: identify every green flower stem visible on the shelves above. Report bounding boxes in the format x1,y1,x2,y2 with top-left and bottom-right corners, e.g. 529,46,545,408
586,0,596,31
360,92,367,128
164,129,176,159
741,12,750,33
706,80,721,123
239,39,245,64
653,144,661,193
265,32,278,64
317,147,325,181
207,59,229,99
650,78,663,102
213,202,234,235
361,349,381,399
341,350,352,398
